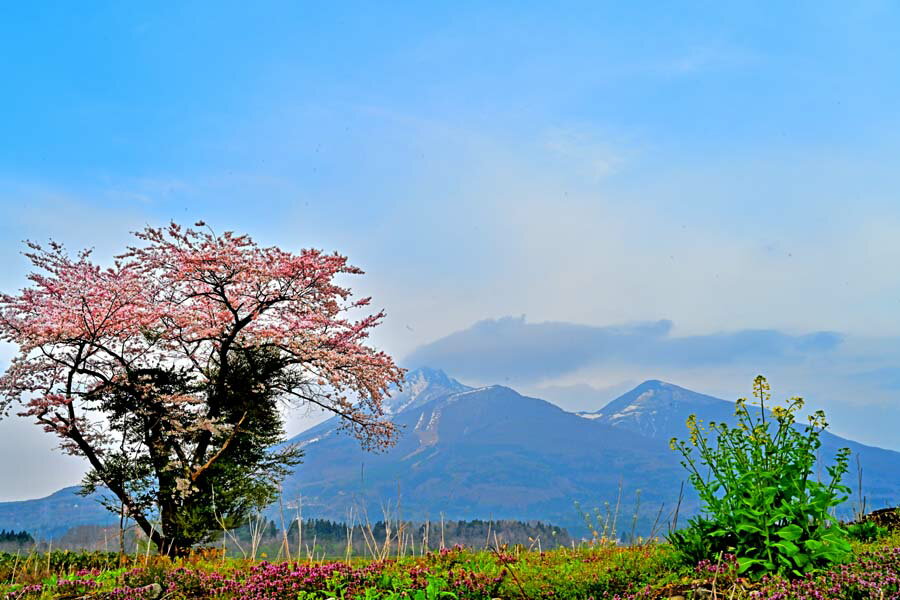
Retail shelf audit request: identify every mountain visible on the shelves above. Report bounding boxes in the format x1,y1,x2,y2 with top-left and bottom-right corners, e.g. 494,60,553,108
384,366,472,414
580,379,900,509
577,380,729,439
276,370,681,533
2,370,899,539
289,366,472,445
0,487,116,539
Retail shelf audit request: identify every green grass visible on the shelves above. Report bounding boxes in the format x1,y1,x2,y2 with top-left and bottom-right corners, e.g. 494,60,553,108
2,533,900,599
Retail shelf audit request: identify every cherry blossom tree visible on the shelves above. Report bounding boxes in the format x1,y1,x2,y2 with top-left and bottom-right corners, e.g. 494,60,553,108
0,222,404,555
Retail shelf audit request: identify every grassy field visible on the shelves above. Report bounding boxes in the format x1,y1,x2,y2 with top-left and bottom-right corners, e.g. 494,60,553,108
2,532,900,600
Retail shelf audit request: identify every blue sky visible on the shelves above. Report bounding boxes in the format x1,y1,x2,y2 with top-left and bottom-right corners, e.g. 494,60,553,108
2,2,900,499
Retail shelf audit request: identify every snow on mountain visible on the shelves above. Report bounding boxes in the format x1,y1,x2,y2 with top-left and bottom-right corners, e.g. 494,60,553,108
578,379,730,439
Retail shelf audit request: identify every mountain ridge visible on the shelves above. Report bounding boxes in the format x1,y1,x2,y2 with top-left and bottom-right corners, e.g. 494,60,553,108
2,368,898,538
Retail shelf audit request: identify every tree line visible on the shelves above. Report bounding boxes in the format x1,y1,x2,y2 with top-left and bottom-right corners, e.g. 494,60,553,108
0,530,33,545
227,517,573,556
11,519,573,555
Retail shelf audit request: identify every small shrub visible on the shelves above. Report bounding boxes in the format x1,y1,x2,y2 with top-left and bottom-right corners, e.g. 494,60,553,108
666,516,735,567
669,376,852,578
846,520,889,543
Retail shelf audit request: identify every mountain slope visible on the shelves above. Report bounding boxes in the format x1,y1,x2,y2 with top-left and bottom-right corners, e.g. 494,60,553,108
581,379,900,508
3,371,900,538
0,487,116,539
385,367,472,414
286,366,472,447
277,378,681,531
578,380,729,439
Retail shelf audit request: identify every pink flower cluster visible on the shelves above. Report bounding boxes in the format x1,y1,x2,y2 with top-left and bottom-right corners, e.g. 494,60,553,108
0,223,404,453
749,546,900,599
695,553,737,575
3,584,41,600
118,560,382,599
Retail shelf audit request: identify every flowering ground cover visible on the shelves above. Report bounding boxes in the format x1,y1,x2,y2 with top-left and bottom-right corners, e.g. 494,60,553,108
2,536,900,599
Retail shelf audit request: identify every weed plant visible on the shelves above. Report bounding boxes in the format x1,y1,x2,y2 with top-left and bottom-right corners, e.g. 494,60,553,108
669,376,852,578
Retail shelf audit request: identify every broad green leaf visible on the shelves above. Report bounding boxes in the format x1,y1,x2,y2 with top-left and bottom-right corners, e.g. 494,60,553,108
735,523,763,534
776,524,803,541
803,539,823,552
773,540,800,557
737,557,763,574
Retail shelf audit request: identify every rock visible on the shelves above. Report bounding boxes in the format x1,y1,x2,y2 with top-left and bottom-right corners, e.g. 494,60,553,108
142,583,163,599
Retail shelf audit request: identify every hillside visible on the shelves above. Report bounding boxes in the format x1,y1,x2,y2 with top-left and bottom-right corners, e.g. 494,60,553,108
277,377,681,532
579,379,900,508
0,487,116,539
2,370,899,538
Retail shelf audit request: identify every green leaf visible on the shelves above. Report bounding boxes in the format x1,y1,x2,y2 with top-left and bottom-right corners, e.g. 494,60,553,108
776,524,804,541
735,523,764,534
803,539,823,552
773,540,800,557
737,557,763,574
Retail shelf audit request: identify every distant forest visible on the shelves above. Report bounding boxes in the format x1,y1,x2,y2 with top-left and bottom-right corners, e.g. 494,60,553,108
225,518,572,557
0,530,33,545
7,519,572,555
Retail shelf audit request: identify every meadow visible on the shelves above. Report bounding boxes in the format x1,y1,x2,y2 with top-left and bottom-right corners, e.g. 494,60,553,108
2,528,900,600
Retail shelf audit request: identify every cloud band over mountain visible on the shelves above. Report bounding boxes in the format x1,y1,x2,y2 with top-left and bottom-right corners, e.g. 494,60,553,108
405,316,843,383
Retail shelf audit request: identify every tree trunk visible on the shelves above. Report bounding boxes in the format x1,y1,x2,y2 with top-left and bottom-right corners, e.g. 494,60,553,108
159,495,187,557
